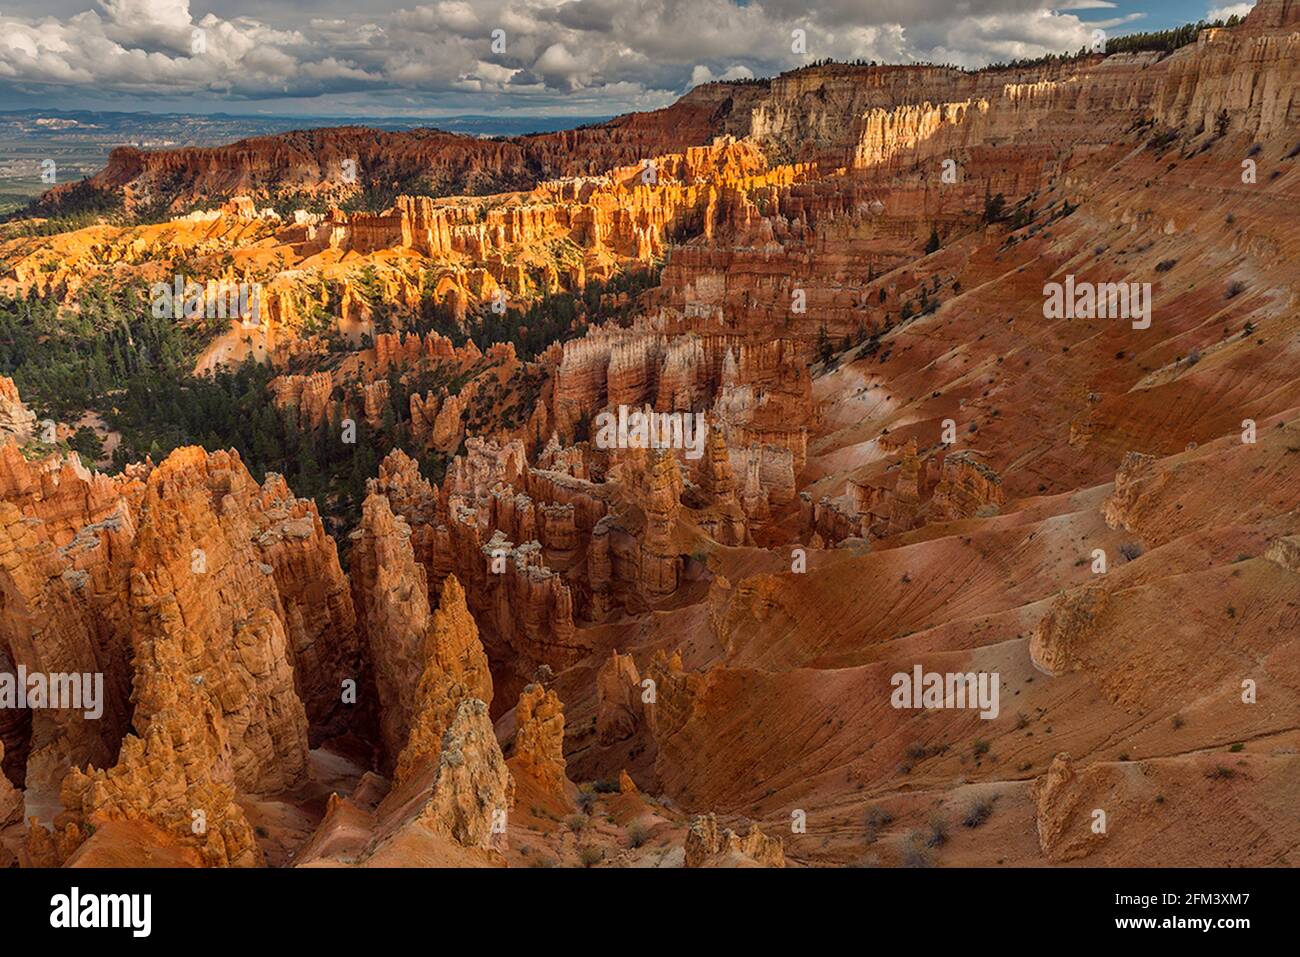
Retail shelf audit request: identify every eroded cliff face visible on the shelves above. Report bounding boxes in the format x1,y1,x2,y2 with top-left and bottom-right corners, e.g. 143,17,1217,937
39,84,767,216
2,6,1299,869
0,438,373,865
392,575,494,787
509,683,569,801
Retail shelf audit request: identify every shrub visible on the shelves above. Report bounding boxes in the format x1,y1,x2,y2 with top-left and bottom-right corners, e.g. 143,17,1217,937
627,823,648,848
1119,542,1144,561
963,799,994,828
579,845,604,867
1148,129,1179,151
902,844,934,868
866,806,894,828
925,817,949,847
983,192,1007,223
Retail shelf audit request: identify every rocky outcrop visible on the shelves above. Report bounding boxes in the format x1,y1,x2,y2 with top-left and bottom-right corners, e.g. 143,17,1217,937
414,698,514,850
618,769,638,794
393,575,493,786
1264,535,1300,573
0,495,132,792
1032,754,1109,862
929,452,1003,521
0,742,21,826
644,649,703,744
129,449,312,794
0,378,36,442
252,474,360,741
684,813,785,867
55,447,316,867
889,440,926,534
510,683,568,800
351,493,440,767
639,451,683,597
1102,451,1162,532
596,651,645,745
1029,585,1111,677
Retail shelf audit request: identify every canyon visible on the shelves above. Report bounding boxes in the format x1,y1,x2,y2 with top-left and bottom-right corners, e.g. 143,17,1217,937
0,0,1298,869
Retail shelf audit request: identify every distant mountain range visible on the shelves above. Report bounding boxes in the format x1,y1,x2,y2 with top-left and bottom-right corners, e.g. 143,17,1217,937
0,109,612,213
0,109,614,142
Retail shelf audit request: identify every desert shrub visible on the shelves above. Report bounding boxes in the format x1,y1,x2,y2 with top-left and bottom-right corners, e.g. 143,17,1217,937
963,799,994,828
865,806,894,843
903,832,934,867
1119,542,1144,561
627,823,648,848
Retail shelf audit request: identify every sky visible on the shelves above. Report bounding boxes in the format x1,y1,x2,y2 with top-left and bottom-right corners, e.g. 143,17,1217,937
0,0,1258,118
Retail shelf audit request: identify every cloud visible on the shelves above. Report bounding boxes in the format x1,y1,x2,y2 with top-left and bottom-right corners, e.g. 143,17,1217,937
533,41,588,89
1207,2,1255,20
0,0,1178,116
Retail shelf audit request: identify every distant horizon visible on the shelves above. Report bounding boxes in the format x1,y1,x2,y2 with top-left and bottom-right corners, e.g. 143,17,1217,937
0,106,616,128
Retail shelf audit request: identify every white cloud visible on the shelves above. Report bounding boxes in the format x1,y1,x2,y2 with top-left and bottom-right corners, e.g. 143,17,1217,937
1207,3,1255,21
0,0,1213,115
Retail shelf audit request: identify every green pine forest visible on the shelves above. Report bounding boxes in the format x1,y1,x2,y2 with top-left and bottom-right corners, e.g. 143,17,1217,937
0,265,659,529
